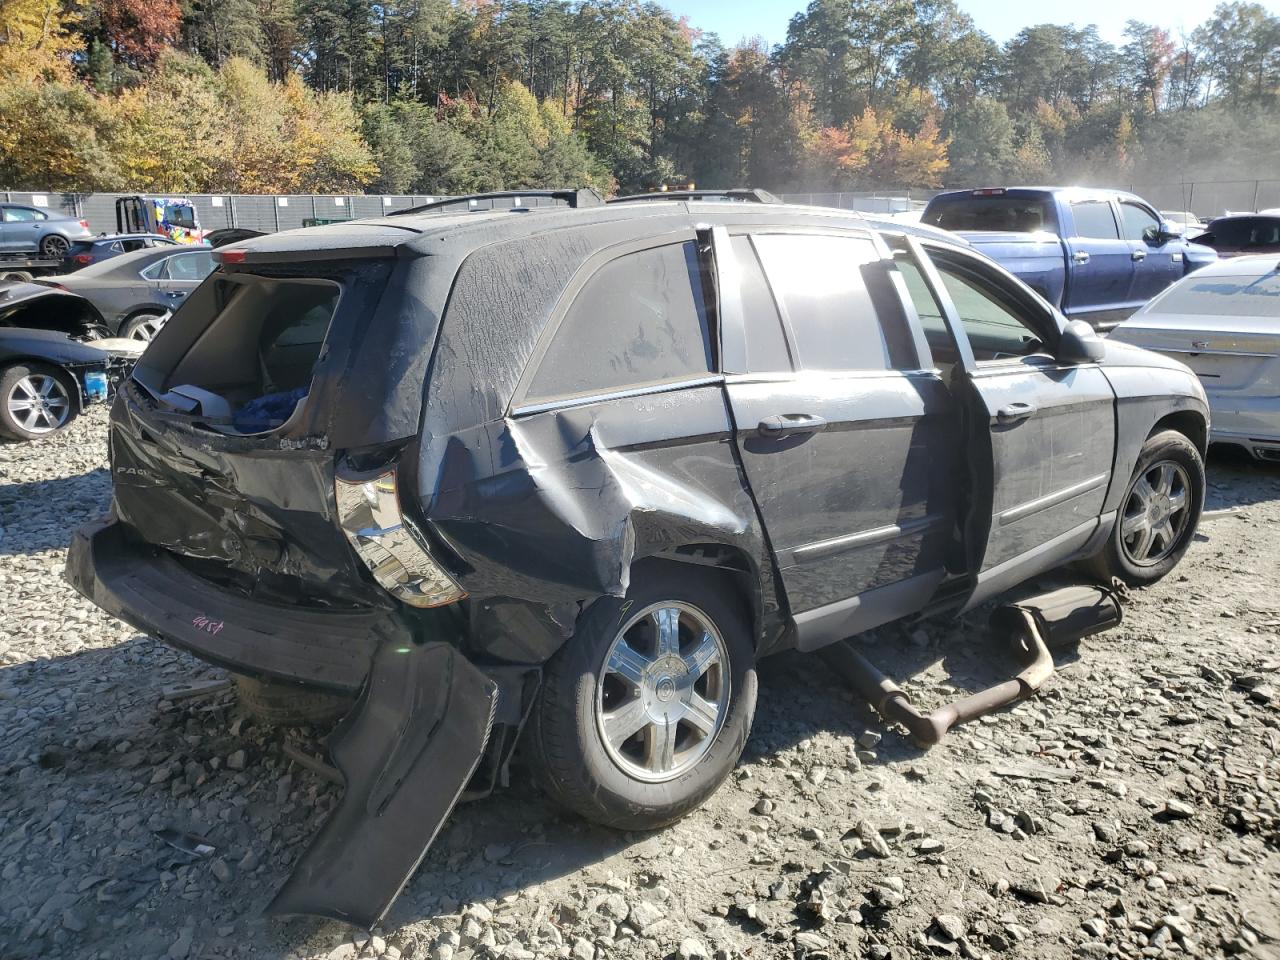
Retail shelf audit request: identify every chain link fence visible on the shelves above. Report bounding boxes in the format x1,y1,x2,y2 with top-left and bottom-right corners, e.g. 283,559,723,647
4,181,1278,235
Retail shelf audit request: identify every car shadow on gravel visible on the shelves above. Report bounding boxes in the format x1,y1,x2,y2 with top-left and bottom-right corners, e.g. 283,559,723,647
1205,444,1280,510
0,467,110,556
1,607,1064,954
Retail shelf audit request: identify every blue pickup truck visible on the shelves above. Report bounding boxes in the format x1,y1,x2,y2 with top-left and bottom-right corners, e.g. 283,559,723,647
921,187,1217,329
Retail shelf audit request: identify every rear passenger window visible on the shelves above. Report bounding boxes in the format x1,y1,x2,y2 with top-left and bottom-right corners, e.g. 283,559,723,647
751,233,894,371
732,235,792,372
1070,202,1120,240
526,242,712,401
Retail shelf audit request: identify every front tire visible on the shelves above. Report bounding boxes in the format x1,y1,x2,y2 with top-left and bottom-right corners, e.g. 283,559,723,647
528,565,757,831
0,363,76,441
1084,429,1204,586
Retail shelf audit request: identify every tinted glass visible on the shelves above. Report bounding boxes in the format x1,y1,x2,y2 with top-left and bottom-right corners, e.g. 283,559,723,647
1153,273,1280,318
936,265,1045,360
751,233,891,371
3,207,39,222
1207,217,1280,248
732,235,791,372
894,255,947,344
1120,202,1160,240
922,196,1055,233
121,239,147,252
166,251,215,281
1070,202,1120,240
526,241,712,401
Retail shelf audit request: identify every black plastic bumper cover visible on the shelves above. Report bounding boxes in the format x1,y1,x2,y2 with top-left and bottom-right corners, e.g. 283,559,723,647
67,517,501,927
65,517,390,693
268,639,497,926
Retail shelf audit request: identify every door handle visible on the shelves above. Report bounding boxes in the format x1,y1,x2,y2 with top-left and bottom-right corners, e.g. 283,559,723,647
1071,251,1090,264
1131,250,1147,261
166,291,186,298
757,413,828,437
996,402,1036,424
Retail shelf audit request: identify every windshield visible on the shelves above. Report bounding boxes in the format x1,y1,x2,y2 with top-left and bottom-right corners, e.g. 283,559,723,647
163,203,197,229
1155,273,1280,318
923,195,1056,233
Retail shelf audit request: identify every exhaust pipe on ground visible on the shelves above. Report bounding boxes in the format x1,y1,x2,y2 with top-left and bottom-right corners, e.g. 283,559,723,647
826,584,1124,746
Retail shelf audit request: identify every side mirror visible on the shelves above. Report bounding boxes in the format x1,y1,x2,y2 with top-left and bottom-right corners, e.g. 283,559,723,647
1154,219,1184,242
1057,319,1105,364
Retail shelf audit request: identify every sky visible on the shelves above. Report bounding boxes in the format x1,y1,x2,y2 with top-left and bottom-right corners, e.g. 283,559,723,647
676,0,1280,48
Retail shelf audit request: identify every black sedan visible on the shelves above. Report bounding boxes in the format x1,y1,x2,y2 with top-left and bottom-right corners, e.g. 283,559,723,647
62,233,177,271
0,328,140,441
1191,214,1280,257
39,245,215,340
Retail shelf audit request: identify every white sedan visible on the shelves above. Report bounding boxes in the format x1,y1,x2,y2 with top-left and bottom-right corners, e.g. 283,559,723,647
1110,254,1280,462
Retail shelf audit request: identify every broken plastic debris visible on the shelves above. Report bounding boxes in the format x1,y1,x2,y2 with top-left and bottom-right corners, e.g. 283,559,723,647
154,828,217,859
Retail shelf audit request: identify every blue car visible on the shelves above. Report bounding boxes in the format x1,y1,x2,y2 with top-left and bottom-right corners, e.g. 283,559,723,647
922,187,1218,329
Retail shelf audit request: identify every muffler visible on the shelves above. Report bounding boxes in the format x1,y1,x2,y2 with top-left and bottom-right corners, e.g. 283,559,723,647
827,583,1123,746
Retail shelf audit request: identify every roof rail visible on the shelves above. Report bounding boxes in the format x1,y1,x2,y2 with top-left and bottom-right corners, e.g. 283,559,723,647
607,188,782,205
388,189,605,216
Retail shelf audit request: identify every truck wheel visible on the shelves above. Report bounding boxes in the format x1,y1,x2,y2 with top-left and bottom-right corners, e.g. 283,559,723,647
0,363,77,441
232,675,353,727
40,234,70,258
1083,429,1204,586
528,565,757,831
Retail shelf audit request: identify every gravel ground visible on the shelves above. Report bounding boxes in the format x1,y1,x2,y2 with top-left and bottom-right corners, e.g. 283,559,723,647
1,408,1278,960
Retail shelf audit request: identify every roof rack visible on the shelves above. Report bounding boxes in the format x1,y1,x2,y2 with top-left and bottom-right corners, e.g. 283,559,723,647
388,189,605,217
607,188,782,205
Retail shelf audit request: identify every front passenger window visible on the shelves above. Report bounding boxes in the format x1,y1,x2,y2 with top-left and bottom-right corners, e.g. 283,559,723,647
936,265,1047,362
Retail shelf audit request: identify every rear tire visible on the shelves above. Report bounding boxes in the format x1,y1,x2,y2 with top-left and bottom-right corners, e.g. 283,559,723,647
0,363,77,441
1083,429,1204,586
232,675,353,727
40,234,70,259
527,564,757,831
121,312,166,342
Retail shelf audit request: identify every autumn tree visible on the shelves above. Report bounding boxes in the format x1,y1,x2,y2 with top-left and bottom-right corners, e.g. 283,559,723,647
0,0,84,81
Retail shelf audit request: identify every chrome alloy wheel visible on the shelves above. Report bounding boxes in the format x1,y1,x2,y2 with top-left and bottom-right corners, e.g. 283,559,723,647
6,373,71,434
1119,460,1192,566
595,601,731,783
128,314,166,342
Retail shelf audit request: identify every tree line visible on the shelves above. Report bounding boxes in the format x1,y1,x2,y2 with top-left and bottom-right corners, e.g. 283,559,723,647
1,0,1278,196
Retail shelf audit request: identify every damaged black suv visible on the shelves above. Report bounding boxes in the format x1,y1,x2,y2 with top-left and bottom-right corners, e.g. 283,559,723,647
68,190,1209,926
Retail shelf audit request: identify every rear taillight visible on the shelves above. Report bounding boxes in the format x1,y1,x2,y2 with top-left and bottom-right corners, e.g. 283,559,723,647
78,219,89,229
334,468,467,608
73,254,91,264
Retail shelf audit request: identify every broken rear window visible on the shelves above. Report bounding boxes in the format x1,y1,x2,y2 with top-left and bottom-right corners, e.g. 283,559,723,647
158,273,342,432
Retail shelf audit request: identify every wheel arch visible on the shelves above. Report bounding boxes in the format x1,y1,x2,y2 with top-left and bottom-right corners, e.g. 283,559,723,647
1150,409,1208,456
631,545,783,654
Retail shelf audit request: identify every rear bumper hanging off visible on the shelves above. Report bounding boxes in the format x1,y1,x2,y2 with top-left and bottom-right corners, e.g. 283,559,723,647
66,517,504,927
268,639,498,927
